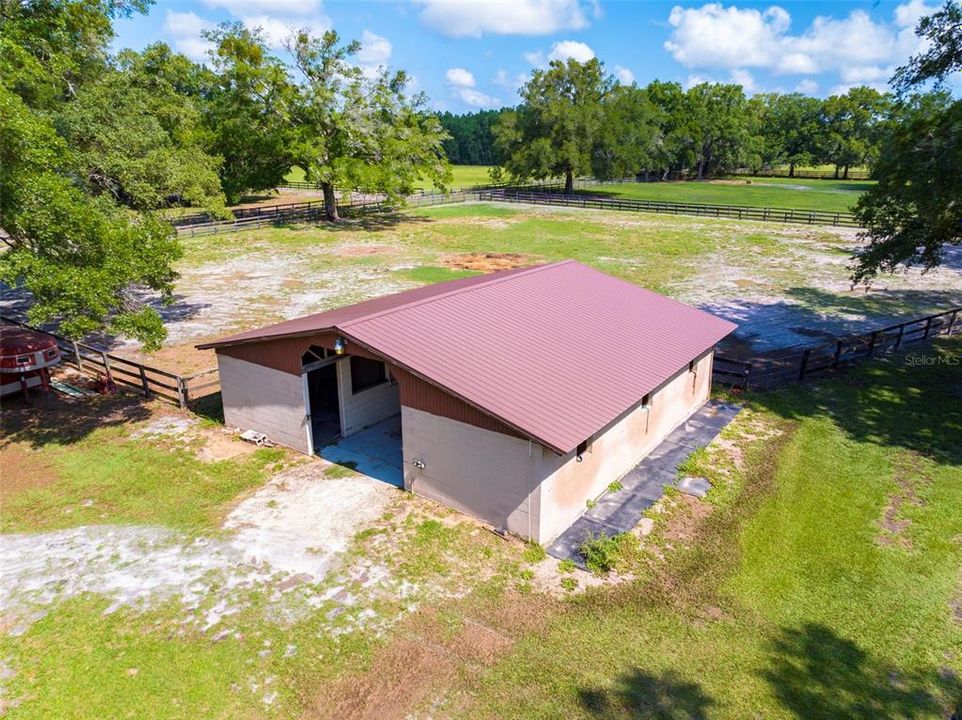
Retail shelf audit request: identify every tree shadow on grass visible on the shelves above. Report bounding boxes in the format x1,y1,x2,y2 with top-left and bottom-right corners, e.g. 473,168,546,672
0,388,152,449
754,335,962,465
578,668,715,719
300,209,435,233
761,623,960,719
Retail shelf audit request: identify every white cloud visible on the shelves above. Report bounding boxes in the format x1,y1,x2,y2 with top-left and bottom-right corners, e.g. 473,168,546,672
523,50,545,66
164,10,215,61
613,65,635,84
795,78,819,94
417,0,592,38
548,40,595,63
445,67,477,88
203,0,323,14
356,29,392,75
240,15,298,47
663,1,939,81
445,67,500,107
730,68,758,93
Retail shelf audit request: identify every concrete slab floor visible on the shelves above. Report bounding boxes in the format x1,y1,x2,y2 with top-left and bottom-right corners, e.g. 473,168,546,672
320,414,403,487
546,400,741,565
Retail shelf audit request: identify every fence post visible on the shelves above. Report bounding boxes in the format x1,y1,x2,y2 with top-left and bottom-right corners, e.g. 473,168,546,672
798,348,811,381
72,341,84,372
101,352,114,384
832,340,843,368
867,331,878,357
922,316,933,339
895,322,905,349
744,362,752,391
176,376,188,410
139,366,150,398
948,310,958,335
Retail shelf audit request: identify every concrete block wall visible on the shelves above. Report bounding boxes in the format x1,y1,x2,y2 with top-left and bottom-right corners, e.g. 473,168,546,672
217,354,310,453
535,350,714,543
336,359,401,436
401,405,540,539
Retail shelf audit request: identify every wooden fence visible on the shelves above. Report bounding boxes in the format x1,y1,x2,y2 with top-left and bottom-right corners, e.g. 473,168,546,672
478,189,861,227
712,307,960,390
1,317,219,408
732,168,872,181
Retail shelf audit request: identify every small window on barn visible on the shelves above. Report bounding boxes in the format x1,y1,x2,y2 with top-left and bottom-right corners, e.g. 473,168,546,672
350,356,387,394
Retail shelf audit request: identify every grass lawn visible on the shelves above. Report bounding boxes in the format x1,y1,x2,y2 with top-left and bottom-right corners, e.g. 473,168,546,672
589,177,873,214
0,394,290,534
284,164,495,191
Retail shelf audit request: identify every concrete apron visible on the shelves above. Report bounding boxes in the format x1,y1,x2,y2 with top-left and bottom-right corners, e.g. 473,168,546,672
320,414,404,487
546,400,741,565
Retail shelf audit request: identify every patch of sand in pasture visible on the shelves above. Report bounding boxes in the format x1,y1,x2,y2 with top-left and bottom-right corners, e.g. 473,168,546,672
442,252,532,272
0,462,396,635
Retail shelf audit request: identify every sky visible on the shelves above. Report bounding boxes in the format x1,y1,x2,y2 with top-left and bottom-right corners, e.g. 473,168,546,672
113,0,961,112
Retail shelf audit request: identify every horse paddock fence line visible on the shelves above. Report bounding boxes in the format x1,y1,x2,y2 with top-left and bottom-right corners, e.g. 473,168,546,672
1,317,219,409
712,307,960,391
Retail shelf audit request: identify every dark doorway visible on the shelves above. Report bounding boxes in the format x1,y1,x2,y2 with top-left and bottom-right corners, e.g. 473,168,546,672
307,361,340,448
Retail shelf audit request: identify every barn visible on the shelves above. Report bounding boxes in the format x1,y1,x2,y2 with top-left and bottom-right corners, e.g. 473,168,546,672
198,260,736,544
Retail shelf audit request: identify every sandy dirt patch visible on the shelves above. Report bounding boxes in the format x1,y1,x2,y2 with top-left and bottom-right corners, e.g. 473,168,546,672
0,462,396,635
442,252,532,272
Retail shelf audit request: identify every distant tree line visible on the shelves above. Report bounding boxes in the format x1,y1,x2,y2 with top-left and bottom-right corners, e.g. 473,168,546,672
445,75,890,183
436,109,509,165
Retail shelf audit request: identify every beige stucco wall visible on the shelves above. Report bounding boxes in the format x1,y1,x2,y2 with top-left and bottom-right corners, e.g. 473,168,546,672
535,349,714,543
401,405,540,539
335,358,400,437
217,353,310,453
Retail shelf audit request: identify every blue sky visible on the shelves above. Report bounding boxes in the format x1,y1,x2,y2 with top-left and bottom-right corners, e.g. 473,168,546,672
114,0,960,111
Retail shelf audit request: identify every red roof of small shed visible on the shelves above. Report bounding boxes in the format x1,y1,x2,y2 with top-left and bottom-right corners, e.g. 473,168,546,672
199,261,736,453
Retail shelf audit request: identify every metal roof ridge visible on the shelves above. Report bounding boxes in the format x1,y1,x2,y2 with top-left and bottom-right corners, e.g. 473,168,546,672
336,259,578,331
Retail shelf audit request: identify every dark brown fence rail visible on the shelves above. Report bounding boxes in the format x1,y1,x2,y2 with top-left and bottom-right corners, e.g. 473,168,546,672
479,189,861,227
1,317,218,408
712,308,960,390
731,168,872,181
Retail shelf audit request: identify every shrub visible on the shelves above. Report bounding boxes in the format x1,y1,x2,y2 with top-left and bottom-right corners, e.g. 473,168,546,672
579,531,641,574
586,499,596,509
558,559,576,574
560,577,578,592
607,480,624,493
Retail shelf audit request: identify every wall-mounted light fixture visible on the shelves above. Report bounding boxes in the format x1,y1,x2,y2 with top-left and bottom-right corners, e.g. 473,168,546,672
333,336,346,355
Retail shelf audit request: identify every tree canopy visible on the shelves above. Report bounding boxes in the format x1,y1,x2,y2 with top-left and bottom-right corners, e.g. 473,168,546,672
494,58,611,193
853,1,962,280
288,30,450,221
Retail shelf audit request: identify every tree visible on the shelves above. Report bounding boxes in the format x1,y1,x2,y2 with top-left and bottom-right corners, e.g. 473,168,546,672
852,0,962,281
820,87,890,179
0,86,181,347
57,44,225,212
591,84,659,180
494,58,612,193
201,24,297,203
684,83,752,179
0,0,197,349
644,80,693,179
852,93,961,281
753,93,823,176
289,30,449,221
893,0,962,93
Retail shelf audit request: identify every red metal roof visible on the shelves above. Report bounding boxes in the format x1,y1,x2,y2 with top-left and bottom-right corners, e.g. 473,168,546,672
200,261,736,453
